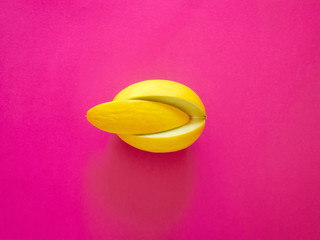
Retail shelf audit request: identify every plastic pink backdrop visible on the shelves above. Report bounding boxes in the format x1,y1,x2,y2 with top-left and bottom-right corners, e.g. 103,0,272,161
1,0,320,239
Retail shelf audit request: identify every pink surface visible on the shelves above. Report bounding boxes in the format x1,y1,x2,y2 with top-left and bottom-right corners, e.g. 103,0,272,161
1,0,320,239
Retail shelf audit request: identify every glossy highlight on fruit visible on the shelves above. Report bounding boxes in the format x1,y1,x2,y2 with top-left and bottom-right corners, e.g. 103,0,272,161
87,80,206,153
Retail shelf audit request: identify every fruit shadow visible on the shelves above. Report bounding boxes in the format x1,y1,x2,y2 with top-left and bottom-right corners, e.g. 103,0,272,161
85,135,195,236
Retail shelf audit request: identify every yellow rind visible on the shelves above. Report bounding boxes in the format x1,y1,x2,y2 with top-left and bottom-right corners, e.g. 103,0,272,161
114,80,206,117
87,100,189,134
118,119,205,153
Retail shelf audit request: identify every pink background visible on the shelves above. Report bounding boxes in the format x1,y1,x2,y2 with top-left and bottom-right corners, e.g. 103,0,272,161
1,0,320,239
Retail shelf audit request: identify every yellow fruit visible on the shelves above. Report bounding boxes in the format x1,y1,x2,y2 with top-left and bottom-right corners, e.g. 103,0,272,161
87,100,189,134
87,80,206,153
118,119,205,153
